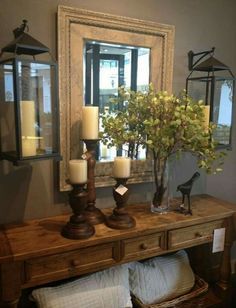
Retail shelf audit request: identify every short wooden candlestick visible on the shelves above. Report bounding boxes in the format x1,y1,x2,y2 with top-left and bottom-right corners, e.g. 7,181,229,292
82,139,105,225
106,178,136,229
61,183,95,239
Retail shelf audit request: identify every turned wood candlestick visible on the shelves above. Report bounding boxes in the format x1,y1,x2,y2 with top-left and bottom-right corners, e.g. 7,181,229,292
82,139,105,225
61,183,95,239
106,178,136,229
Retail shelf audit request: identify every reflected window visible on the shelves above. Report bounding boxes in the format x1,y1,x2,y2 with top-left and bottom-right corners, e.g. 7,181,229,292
3,65,14,102
84,41,150,160
187,76,234,148
212,80,233,146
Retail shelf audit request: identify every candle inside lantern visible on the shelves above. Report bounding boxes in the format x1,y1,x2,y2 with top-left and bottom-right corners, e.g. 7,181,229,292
203,105,210,130
20,100,37,156
113,157,131,178
22,136,38,157
81,106,99,139
69,159,87,184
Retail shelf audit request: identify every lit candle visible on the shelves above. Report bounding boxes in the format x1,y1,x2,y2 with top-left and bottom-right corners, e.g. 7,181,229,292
69,159,87,184
203,105,210,130
20,100,36,156
81,106,99,139
113,157,131,178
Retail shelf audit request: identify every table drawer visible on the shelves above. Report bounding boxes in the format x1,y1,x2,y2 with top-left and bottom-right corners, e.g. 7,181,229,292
121,232,165,261
25,242,119,285
168,220,223,250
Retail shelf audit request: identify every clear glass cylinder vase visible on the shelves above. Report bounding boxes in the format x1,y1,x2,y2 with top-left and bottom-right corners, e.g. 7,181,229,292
150,159,170,214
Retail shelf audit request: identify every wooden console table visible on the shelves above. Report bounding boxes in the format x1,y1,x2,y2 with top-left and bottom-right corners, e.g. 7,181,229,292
0,195,235,307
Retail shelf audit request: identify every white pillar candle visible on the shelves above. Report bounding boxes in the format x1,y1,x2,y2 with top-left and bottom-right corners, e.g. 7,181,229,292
22,137,37,157
20,100,37,157
69,159,87,184
81,106,99,139
20,100,36,137
203,105,210,130
113,157,131,178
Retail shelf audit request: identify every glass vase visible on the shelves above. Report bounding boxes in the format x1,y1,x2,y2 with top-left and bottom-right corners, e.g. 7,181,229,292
150,159,170,214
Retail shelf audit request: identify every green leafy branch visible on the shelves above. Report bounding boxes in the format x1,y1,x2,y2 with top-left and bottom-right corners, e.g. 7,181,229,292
100,84,225,206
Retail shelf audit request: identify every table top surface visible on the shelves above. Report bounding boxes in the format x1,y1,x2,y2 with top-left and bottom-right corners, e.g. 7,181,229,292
0,194,234,263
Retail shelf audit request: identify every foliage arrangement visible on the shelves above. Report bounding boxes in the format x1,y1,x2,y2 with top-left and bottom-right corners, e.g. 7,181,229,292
101,86,147,159
100,84,225,207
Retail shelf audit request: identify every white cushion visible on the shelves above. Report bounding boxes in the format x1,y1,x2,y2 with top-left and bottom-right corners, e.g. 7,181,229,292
128,250,195,305
31,264,132,308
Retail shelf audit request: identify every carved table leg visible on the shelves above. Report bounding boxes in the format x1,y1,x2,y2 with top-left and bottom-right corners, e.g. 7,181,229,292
218,217,233,288
0,262,22,308
215,217,234,307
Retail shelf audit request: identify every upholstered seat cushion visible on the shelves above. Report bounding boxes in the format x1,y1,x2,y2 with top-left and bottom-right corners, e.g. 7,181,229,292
128,250,195,305
31,264,132,308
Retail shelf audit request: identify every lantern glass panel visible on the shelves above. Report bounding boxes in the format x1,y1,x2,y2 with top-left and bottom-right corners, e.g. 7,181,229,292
17,60,58,158
0,60,17,157
187,78,212,105
212,79,233,146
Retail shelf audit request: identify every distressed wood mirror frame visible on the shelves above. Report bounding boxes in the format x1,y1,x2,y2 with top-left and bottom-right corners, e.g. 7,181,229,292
58,5,175,191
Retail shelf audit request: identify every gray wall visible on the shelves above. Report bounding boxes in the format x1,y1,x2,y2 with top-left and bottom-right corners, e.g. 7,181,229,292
0,0,236,225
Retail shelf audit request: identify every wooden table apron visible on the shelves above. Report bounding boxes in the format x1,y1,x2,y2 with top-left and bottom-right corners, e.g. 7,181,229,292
0,195,234,308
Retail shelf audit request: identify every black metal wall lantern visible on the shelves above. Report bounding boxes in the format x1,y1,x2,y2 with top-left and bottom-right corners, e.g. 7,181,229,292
0,20,61,164
186,47,235,149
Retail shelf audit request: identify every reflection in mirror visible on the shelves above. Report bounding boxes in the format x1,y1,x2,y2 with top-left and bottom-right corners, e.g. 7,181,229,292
84,41,150,161
212,80,233,146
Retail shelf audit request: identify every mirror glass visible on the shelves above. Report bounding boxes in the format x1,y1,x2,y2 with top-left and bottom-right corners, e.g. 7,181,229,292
58,6,174,191
84,41,150,161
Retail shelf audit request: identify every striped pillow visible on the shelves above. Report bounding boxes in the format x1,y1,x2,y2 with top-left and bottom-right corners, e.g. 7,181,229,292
128,250,195,305
31,264,132,308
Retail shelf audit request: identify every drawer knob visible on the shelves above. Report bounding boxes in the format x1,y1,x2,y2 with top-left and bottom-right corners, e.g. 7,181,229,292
195,232,202,238
71,259,80,267
140,243,148,250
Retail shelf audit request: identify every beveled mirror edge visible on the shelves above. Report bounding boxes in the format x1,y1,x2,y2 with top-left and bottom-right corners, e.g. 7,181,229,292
58,5,175,191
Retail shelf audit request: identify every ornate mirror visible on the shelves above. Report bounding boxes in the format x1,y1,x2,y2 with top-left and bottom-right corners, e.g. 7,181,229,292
58,6,175,191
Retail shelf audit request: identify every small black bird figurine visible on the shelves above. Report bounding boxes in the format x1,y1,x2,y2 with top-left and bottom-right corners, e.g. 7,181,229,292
176,172,200,215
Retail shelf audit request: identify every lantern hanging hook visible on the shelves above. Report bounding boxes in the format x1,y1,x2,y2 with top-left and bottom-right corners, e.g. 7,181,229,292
188,47,215,71
13,19,29,38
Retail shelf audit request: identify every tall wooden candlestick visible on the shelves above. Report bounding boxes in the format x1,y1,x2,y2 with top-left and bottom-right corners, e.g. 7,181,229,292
106,178,136,229
83,139,105,225
61,183,95,239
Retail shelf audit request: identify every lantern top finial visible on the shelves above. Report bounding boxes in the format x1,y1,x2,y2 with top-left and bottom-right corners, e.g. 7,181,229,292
1,19,49,56
13,19,29,38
